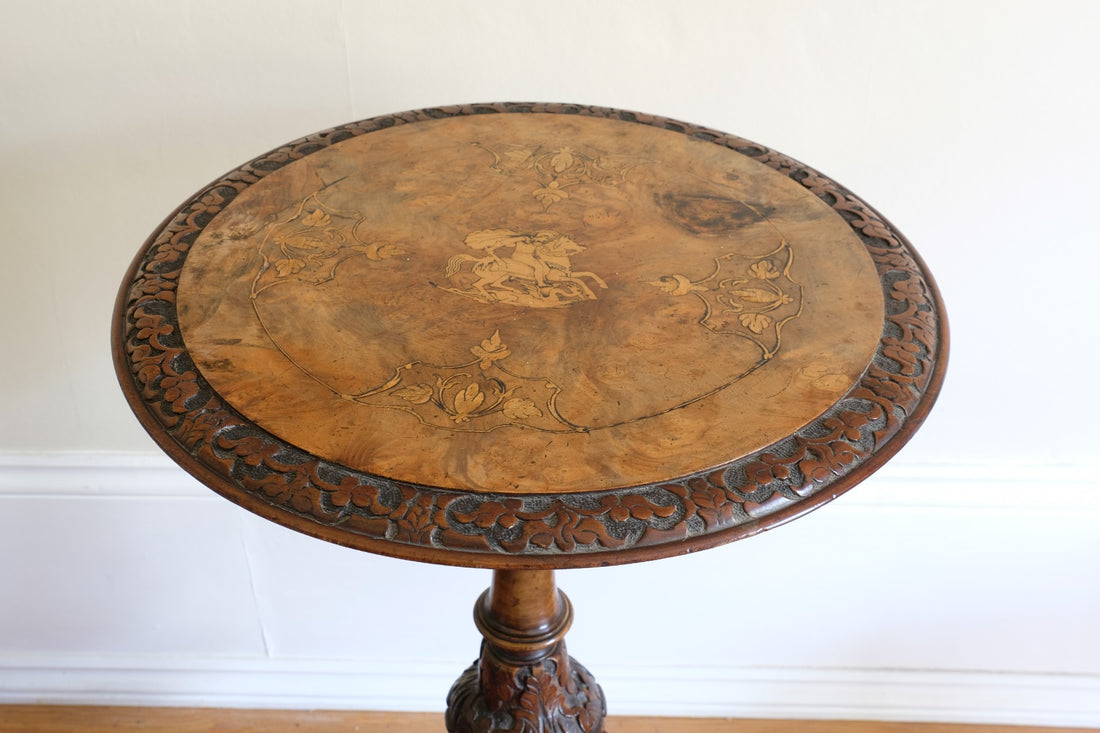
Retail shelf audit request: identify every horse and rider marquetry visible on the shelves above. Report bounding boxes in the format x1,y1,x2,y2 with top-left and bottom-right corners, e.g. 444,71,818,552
442,229,608,308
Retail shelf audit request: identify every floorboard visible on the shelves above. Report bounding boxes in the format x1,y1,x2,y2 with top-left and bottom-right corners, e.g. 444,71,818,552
0,706,1095,733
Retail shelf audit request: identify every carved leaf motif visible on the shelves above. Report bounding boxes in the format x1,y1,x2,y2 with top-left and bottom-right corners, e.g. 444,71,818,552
567,517,605,546
445,650,604,733
392,384,432,404
883,337,920,375
608,506,630,523
455,499,524,529
739,312,772,333
620,494,677,521
891,277,926,301
390,495,439,542
161,372,199,408
134,314,173,341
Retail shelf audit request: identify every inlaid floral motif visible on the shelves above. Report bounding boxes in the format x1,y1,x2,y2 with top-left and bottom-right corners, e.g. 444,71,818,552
649,241,802,359
349,330,569,432
116,103,944,566
242,190,403,297
475,141,644,211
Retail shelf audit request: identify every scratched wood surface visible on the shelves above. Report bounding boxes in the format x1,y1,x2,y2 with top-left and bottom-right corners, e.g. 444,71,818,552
177,112,883,494
0,707,1092,733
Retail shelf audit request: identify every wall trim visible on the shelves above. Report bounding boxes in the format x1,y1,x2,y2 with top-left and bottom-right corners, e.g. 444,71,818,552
3,452,1098,727
2,451,1098,509
1,654,1098,727
0,452,208,498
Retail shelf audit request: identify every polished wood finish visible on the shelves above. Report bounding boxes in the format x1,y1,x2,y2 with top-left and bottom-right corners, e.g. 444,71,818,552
112,104,948,733
0,707,1092,733
446,570,605,731
175,112,882,496
113,103,948,569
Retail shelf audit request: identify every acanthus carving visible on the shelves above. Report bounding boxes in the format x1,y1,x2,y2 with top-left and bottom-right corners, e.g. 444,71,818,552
117,103,943,563
445,644,605,733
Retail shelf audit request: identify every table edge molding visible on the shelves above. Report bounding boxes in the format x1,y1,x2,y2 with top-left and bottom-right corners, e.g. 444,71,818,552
112,102,948,568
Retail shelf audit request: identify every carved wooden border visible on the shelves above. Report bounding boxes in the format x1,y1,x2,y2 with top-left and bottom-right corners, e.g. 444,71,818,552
112,103,948,568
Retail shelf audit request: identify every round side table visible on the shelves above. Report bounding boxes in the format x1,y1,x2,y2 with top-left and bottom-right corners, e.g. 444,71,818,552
113,103,947,732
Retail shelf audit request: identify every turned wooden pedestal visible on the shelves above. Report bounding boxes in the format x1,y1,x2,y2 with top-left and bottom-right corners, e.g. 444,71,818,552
446,571,604,732
113,104,947,732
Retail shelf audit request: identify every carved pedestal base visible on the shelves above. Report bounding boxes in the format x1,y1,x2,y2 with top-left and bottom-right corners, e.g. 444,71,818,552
445,570,606,733
446,642,605,732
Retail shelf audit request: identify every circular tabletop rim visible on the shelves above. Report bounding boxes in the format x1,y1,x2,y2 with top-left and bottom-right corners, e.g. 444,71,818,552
112,102,948,569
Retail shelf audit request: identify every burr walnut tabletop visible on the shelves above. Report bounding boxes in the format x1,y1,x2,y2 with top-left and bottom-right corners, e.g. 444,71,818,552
114,103,945,570
113,104,946,732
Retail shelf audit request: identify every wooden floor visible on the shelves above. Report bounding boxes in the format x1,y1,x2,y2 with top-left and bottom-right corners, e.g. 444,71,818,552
0,707,1094,733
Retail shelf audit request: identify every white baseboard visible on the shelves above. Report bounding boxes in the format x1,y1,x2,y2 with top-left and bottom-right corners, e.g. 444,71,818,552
0,654,457,712
0,452,208,498
3,450,1099,507
3,654,1099,728
2,452,1099,728
599,664,1100,727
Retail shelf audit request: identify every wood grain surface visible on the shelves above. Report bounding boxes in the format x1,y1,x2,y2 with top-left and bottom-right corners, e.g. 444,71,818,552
115,103,947,567
0,707,1091,733
446,570,605,730
177,113,882,494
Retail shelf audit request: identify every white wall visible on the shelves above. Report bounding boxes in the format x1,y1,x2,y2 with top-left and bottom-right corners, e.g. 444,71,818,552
1,1,1098,726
